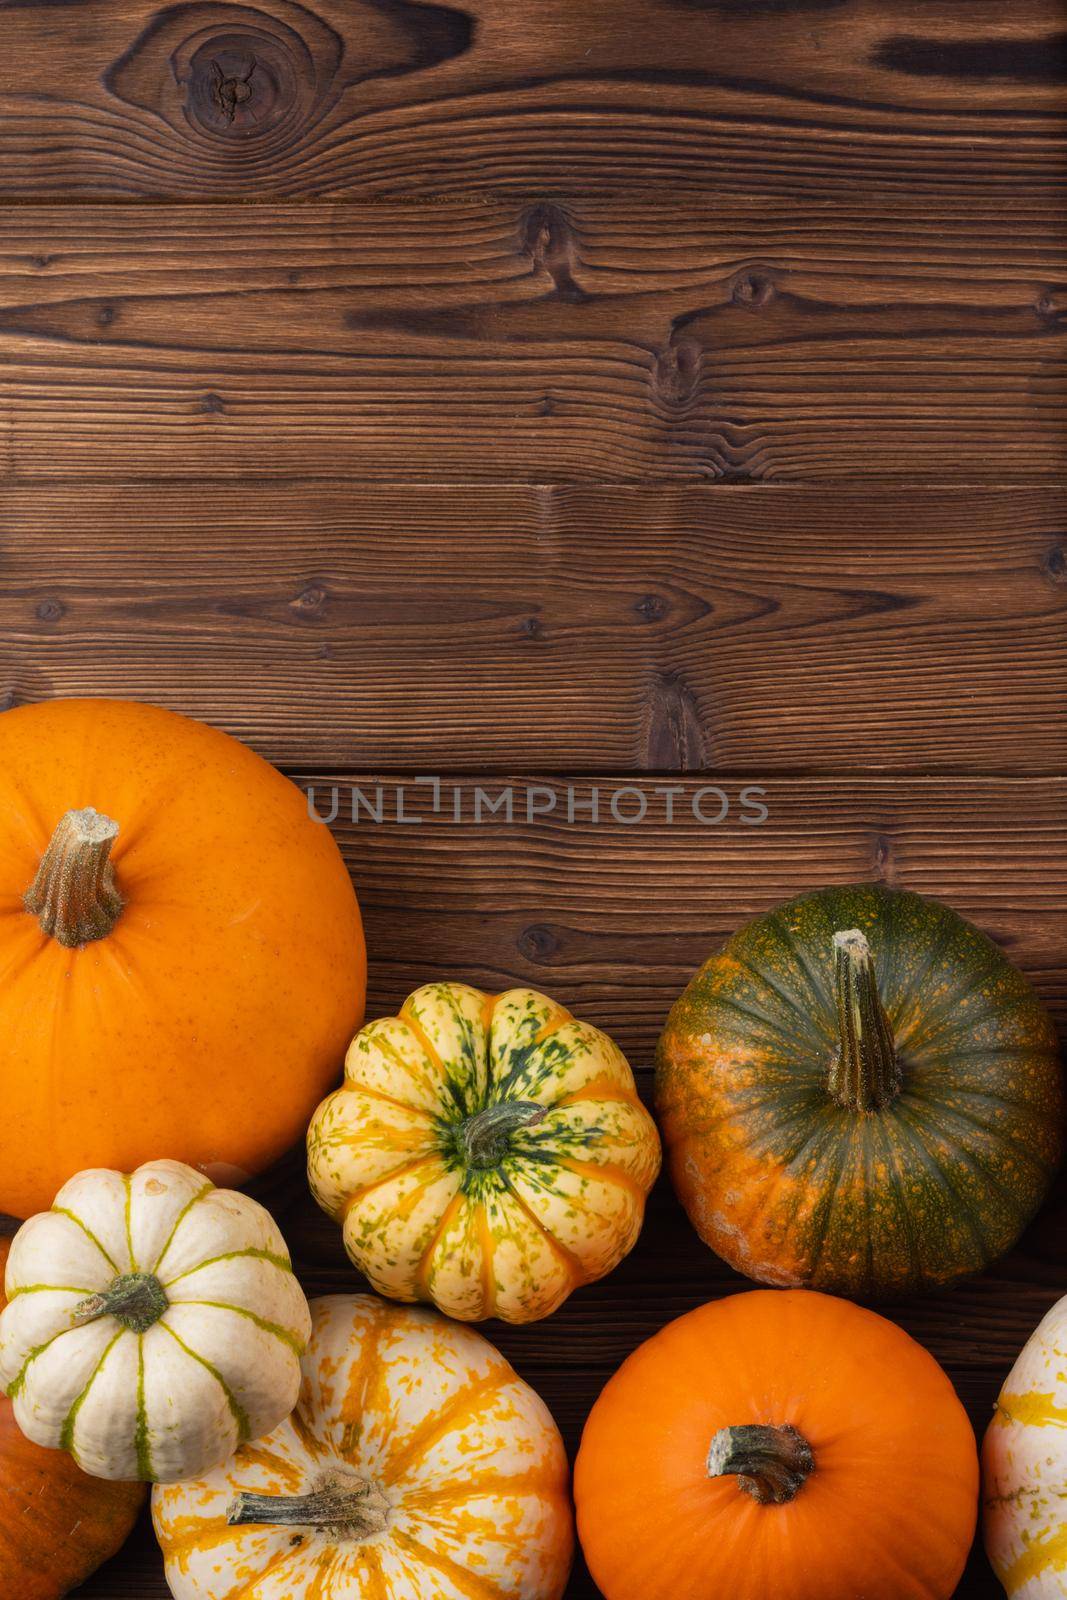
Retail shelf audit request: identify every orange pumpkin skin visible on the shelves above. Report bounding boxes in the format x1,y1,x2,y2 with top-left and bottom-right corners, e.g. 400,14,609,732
0,698,365,1217
574,1290,978,1600
0,1238,145,1598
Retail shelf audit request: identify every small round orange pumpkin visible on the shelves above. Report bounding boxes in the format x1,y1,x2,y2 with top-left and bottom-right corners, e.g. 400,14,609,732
574,1290,978,1600
0,1237,145,1598
0,698,365,1217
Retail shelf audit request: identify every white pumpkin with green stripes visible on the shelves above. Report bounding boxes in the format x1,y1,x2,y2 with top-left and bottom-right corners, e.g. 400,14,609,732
983,1295,1067,1597
0,1158,311,1483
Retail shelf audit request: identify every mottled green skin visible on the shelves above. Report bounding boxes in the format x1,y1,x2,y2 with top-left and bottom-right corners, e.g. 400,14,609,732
656,884,1064,1299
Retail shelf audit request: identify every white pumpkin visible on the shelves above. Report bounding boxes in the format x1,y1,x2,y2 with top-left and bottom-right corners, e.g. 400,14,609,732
0,1158,311,1483
984,1294,1067,1597
153,1293,574,1600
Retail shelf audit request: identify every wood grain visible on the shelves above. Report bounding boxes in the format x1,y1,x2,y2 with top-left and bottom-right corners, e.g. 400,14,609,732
2,482,1064,776
1,202,1066,482
0,0,1065,202
3,3,1061,1595
41,770,1066,1597
323,773,1067,1062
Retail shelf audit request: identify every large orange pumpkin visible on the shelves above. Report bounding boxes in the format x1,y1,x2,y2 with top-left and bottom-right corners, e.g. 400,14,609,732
0,1237,145,1598
0,698,365,1217
575,1290,978,1600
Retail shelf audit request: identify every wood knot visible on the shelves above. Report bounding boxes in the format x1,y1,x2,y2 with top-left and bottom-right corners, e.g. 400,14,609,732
519,203,585,303
872,833,897,884
293,583,328,615
200,392,225,413
35,598,65,624
634,594,669,623
212,57,257,121
653,338,701,405
732,271,775,309
521,615,544,639
1036,289,1065,328
186,34,295,136
108,1,469,162
1043,543,1067,584
96,304,117,328
518,924,559,962
643,671,707,769
104,3,352,150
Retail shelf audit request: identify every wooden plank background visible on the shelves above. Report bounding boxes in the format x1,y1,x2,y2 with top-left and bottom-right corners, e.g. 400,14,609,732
1,202,1066,482
1,0,1066,1595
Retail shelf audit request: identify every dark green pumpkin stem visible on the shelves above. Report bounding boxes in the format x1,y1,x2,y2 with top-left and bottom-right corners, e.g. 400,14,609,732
228,1480,391,1538
24,807,123,948
74,1273,168,1335
828,928,902,1113
458,1101,547,1168
707,1423,814,1505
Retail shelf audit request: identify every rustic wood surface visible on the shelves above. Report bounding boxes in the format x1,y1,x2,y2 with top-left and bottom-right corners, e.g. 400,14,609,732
3,0,1065,1595
1,481,1065,774
1,202,1066,482
0,0,1066,201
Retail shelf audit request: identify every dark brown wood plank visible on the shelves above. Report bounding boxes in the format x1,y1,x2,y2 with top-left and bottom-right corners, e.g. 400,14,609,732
3,482,1065,776
54,771,1065,1596
1,203,1066,484
322,773,1067,1061
0,0,1066,203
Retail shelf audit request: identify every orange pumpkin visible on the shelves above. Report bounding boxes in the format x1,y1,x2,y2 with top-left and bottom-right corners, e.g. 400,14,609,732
0,698,365,1217
575,1290,978,1600
0,1237,145,1598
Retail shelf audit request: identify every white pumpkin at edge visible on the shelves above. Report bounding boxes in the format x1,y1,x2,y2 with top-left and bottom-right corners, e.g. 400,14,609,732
153,1294,574,1600
0,1158,311,1483
984,1294,1067,1598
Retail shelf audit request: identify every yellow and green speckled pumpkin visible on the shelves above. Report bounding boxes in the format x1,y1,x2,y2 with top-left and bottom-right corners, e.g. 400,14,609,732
307,983,660,1323
656,884,1063,1299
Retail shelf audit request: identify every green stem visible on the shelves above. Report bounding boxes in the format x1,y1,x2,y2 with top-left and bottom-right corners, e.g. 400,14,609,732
24,807,123,948
457,1101,547,1168
74,1273,168,1335
827,928,902,1112
707,1423,814,1505
228,1480,391,1538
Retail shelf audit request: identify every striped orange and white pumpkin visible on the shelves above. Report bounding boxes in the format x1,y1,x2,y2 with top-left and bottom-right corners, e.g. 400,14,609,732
0,1159,310,1482
307,982,660,1323
153,1293,574,1599
984,1296,1067,1597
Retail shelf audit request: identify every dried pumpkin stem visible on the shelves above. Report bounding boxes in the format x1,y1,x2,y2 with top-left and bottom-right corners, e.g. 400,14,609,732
228,1480,391,1539
24,806,123,948
707,1423,814,1505
457,1101,547,1169
74,1272,168,1335
828,928,902,1113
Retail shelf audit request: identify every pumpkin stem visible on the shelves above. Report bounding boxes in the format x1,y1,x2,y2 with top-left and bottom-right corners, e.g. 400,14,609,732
828,928,902,1112
73,1272,168,1335
707,1423,814,1505
24,807,123,948
456,1101,548,1169
227,1479,391,1539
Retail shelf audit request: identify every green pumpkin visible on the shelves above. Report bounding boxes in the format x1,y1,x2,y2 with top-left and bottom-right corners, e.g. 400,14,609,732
656,884,1063,1298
